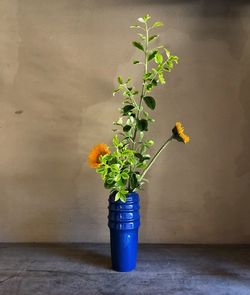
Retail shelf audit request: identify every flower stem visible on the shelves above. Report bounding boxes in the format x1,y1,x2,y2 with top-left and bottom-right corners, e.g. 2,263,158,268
139,135,173,182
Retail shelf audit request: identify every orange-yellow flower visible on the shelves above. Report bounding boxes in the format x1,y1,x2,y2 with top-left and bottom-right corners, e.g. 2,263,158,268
172,122,190,144
88,144,110,168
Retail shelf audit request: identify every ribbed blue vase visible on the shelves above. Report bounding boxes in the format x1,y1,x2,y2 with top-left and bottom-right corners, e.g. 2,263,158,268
108,191,140,272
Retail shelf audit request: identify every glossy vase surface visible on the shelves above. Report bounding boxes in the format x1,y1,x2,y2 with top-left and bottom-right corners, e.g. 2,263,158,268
108,191,140,272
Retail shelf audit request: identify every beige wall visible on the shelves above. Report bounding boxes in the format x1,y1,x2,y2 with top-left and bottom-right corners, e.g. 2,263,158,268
0,0,249,243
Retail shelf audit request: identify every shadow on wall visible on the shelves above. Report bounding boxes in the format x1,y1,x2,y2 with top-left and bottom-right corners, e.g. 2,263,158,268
194,0,249,59
236,65,250,177
193,0,250,241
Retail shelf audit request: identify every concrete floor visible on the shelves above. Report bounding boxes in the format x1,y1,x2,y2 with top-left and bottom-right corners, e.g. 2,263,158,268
0,244,249,295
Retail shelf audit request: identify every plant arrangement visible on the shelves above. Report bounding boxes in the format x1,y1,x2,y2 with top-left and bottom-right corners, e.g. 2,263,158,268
88,14,190,202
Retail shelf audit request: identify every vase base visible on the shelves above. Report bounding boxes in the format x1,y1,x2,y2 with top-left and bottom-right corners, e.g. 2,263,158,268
112,265,136,272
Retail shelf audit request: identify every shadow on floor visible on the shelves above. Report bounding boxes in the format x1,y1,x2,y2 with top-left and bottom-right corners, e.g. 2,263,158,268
34,243,112,270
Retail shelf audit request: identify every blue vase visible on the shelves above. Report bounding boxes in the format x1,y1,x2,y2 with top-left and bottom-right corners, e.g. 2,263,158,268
108,191,140,272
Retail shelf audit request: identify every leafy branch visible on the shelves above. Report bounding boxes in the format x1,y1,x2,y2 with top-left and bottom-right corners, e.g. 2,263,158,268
96,14,180,201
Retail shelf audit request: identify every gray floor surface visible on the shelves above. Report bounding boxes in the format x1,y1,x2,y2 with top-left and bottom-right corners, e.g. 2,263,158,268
0,244,249,295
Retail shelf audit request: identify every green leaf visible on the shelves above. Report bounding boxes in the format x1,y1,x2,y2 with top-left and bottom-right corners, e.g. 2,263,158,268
149,35,159,42
116,191,127,202
106,178,114,184
96,165,105,172
158,72,165,84
146,83,153,92
145,140,154,147
148,50,158,62
138,33,146,41
164,48,170,58
130,173,139,190
155,52,163,64
120,194,127,203
143,14,151,22
114,174,121,182
122,148,133,155
133,60,140,64
123,125,132,132
128,115,135,123
112,135,119,146
166,60,174,70
139,131,144,141
137,17,145,23
152,21,163,28
121,172,129,180
135,153,144,162
130,25,143,30
151,79,157,86
100,154,110,163
104,181,114,189
136,162,147,169
135,152,143,158
115,192,120,201
113,117,123,126
144,72,152,80
143,96,156,110
111,164,120,172
163,65,171,72
118,76,123,84
171,55,179,64
137,119,148,131
132,41,144,51
123,105,134,115
113,88,120,96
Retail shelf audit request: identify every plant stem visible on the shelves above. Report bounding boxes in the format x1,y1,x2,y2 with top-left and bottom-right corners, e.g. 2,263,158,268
128,22,149,191
122,84,139,109
139,135,173,181
132,22,149,144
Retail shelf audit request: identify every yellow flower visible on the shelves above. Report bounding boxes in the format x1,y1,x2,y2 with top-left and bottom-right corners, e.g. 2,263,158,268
88,144,110,168
172,122,190,144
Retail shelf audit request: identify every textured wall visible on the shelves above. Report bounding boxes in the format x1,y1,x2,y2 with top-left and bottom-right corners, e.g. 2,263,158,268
0,0,249,243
